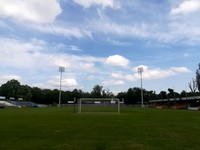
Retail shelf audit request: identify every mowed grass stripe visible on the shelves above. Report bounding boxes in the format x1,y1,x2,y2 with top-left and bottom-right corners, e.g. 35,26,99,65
0,107,199,150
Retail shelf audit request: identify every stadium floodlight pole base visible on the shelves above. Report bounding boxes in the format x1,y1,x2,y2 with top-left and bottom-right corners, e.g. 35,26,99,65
78,98,121,114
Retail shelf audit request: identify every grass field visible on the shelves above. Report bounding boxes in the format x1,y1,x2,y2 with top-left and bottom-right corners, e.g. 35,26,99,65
0,107,200,150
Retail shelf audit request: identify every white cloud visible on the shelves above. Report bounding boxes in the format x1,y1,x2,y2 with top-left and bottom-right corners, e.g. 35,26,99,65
88,10,200,45
142,67,191,80
0,75,21,85
87,75,95,80
183,53,189,57
149,21,200,45
111,66,191,81
102,80,124,86
169,67,191,73
105,55,129,67
106,38,131,46
73,0,119,8
44,76,79,90
111,73,124,79
111,73,136,81
63,78,78,87
0,37,48,69
0,0,62,24
32,24,92,38
0,37,103,71
0,20,11,30
79,63,96,72
171,0,200,15
0,37,107,89
68,45,82,51
87,1,200,46
91,20,150,38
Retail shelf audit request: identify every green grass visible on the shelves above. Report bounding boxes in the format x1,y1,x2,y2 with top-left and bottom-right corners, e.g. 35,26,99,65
0,107,200,150
80,106,119,113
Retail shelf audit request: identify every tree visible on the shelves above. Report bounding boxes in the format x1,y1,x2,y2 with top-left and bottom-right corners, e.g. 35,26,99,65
0,79,21,99
145,90,157,101
18,85,32,100
117,92,126,102
41,89,56,104
180,90,187,98
188,78,197,94
31,87,43,103
126,87,141,104
71,89,82,99
159,91,167,99
196,63,200,92
167,88,179,99
102,89,113,98
91,85,103,98
90,85,113,98
167,88,174,99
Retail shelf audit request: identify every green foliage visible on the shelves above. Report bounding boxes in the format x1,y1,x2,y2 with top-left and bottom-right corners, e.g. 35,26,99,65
0,79,197,105
126,87,141,104
91,85,103,98
18,85,32,100
167,88,180,99
188,78,197,93
159,91,167,99
31,87,43,103
91,85,113,98
0,108,199,150
188,63,200,94
117,88,158,104
180,90,187,97
0,79,20,99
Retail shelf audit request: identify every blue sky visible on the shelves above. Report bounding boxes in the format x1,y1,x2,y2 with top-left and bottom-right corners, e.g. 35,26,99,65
0,0,200,94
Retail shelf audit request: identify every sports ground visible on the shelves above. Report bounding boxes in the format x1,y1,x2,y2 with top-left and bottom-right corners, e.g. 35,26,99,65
0,107,199,150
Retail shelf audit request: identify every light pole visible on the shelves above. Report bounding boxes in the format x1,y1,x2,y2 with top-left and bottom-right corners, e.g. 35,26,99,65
59,66,65,107
138,67,144,108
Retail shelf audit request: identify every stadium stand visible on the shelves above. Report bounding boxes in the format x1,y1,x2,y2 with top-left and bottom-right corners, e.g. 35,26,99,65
0,100,37,108
149,96,200,110
8,101,38,108
0,100,17,107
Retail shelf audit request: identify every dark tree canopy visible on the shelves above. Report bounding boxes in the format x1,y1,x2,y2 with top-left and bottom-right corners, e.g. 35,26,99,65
0,77,199,105
188,78,197,93
0,79,21,99
90,85,113,98
159,91,167,99
91,85,103,98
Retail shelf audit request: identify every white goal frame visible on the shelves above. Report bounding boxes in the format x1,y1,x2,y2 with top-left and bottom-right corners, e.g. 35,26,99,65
78,98,121,113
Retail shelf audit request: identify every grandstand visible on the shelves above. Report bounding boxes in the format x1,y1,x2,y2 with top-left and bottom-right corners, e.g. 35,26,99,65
8,101,38,108
0,96,37,108
0,100,17,107
149,96,200,110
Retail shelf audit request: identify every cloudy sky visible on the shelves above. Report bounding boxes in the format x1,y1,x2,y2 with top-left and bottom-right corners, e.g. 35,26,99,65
0,0,200,94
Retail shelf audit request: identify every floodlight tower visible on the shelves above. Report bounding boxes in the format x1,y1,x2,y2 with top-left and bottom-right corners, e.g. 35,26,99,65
58,66,65,107
138,67,144,108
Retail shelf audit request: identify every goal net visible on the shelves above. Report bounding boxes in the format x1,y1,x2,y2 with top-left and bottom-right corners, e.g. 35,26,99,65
78,98,120,113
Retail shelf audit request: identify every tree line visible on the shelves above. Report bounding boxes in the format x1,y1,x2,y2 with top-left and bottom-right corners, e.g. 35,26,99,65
0,63,200,105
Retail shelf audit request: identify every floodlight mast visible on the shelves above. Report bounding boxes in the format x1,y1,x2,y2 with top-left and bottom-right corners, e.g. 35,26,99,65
138,67,144,108
58,66,65,107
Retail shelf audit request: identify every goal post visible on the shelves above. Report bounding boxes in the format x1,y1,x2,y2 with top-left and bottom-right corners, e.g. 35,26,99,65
78,98,121,113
